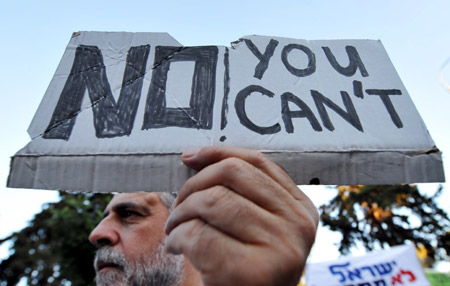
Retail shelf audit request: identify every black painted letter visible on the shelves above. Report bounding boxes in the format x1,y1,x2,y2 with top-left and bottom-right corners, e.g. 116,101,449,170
322,46,369,77
366,89,403,128
281,92,322,133
311,90,363,132
43,45,150,140
281,44,316,77
235,85,281,135
143,46,219,130
244,39,279,79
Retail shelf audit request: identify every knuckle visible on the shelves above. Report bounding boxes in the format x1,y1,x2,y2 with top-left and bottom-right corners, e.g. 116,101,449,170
203,186,229,209
286,202,319,247
253,150,269,166
298,212,319,246
311,206,320,227
221,157,246,179
221,157,246,173
303,201,320,231
182,219,210,250
202,187,245,219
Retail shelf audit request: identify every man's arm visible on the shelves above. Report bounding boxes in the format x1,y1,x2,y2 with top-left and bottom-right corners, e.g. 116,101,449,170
164,146,319,286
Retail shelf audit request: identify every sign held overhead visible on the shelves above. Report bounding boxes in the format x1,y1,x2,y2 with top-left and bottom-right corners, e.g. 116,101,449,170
8,32,445,192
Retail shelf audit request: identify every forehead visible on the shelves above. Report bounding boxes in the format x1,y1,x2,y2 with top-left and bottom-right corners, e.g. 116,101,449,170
107,192,161,211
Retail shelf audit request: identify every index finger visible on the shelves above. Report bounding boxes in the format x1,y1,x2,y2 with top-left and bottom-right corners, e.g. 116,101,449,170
180,146,304,200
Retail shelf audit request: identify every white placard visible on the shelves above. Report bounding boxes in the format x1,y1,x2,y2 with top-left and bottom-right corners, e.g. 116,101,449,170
8,32,444,192
306,244,430,286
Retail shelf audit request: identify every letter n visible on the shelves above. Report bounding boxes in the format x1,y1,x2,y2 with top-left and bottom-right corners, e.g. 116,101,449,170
43,45,150,140
311,90,363,132
143,46,219,130
281,92,322,133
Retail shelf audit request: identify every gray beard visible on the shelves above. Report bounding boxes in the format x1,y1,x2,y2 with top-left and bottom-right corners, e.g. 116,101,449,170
94,239,184,286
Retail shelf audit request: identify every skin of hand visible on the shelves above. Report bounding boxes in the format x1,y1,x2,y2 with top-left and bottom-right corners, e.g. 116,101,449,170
164,146,319,286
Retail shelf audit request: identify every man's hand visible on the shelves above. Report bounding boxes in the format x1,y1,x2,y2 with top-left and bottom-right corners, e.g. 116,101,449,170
164,146,319,286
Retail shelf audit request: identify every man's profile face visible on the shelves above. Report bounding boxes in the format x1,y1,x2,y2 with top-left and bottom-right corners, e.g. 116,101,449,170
89,193,183,285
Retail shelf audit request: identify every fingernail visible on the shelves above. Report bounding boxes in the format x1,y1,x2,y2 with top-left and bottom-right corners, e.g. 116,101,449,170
182,147,200,159
166,245,183,255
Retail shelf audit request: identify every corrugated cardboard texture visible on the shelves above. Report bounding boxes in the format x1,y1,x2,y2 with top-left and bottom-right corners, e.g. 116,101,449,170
8,150,444,192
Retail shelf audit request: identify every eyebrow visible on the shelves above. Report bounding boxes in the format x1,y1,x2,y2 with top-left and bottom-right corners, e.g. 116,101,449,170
103,202,151,218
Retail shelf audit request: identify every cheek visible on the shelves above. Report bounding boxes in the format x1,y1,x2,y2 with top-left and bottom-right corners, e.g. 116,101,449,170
122,223,167,259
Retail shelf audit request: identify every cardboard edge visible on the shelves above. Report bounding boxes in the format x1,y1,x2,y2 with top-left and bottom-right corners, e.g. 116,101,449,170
7,151,445,193
266,150,445,185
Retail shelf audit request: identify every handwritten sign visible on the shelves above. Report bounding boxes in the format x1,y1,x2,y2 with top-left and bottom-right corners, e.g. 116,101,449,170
306,244,430,286
8,32,444,192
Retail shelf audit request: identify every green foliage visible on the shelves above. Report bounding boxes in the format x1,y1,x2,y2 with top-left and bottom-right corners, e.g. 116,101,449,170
320,185,450,266
426,272,450,286
0,192,112,286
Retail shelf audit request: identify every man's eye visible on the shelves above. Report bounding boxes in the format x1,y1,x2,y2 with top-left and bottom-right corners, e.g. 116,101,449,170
121,210,141,218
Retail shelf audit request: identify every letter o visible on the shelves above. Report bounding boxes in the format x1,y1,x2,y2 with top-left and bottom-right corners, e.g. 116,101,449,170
281,44,316,77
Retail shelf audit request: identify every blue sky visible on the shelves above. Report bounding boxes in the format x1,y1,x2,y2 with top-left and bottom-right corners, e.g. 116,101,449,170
1,0,450,268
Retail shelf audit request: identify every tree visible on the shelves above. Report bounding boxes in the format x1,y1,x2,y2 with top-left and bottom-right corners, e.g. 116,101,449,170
320,185,450,267
3,185,449,284
0,192,112,286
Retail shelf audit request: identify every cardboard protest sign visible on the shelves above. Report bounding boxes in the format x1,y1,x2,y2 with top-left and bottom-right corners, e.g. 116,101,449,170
305,244,430,286
8,32,445,192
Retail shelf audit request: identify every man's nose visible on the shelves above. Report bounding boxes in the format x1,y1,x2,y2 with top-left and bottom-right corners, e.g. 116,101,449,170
89,218,119,247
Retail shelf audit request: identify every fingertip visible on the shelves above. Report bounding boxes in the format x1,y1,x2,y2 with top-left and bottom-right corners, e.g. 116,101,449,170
165,241,183,255
182,147,201,160
181,147,204,170
163,219,171,235
165,229,184,255
164,210,178,235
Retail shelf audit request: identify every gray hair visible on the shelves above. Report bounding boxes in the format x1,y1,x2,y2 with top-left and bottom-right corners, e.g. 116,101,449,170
157,192,177,212
94,240,184,286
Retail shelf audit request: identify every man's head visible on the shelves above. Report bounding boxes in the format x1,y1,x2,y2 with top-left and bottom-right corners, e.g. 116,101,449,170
89,192,183,286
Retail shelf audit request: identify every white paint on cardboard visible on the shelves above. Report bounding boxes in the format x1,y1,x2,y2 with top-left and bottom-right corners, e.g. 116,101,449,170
8,32,445,192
